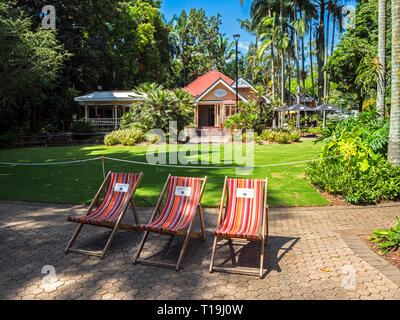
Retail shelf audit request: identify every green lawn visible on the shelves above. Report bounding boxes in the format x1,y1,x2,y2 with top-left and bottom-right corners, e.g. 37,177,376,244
0,140,330,207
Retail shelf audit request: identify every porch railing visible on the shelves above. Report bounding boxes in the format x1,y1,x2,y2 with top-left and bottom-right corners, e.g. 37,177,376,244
74,118,121,127
86,118,121,126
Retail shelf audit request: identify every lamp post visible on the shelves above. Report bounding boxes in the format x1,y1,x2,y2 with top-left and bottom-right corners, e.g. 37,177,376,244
233,34,240,113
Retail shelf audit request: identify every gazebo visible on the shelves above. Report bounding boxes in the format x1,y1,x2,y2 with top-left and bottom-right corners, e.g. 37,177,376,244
316,104,342,128
74,91,146,128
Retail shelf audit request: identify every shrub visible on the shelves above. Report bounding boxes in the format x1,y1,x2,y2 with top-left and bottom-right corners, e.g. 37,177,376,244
275,132,290,144
306,111,400,205
70,120,95,133
104,132,119,146
146,133,160,144
259,128,301,144
288,130,301,142
317,111,389,156
306,159,400,205
104,129,144,146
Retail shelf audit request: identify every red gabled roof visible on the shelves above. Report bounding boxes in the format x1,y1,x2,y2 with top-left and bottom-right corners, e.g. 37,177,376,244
182,70,234,98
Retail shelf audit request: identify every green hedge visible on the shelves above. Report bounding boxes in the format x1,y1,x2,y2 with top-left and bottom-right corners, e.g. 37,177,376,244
104,129,145,146
306,111,400,205
306,159,400,204
259,128,301,144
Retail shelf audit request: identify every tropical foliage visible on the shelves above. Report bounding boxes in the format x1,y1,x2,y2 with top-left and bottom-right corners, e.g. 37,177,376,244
120,83,194,133
223,95,274,133
306,112,400,204
0,2,68,132
370,217,400,254
325,0,392,112
247,0,345,107
0,1,235,134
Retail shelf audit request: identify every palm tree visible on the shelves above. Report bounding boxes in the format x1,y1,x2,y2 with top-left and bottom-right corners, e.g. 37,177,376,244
314,0,346,103
279,0,285,104
309,22,317,99
388,0,400,165
292,0,302,104
377,0,387,119
257,11,278,96
171,11,194,86
213,34,234,70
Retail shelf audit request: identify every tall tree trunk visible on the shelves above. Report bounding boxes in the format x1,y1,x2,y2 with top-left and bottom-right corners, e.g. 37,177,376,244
277,56,281,98
280,0,285,104
281,52,285,103
288,54,292,103
377,0,387,119
300,9,306,95
323,6,330,100
268,2,276,98
327,12,336,101
388,0,400,165
317,1,325,104
293,2,301,104
271,47,276,97
310,26,316,101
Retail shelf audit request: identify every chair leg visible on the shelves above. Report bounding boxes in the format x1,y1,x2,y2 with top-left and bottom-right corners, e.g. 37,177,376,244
133,230,150,264
209,235,218,273
198,205,206,241
259,238,265,278
176,220,196,271
131,199,140,226
175,233,192,271
64,223,84,254
100,223,121,258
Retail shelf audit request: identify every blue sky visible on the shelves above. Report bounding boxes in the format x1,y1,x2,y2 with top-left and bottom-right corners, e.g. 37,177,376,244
160,0,254,54
160,0,360,55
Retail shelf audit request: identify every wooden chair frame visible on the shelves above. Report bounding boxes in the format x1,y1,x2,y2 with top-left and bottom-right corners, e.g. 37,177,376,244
209,177,268,278
133,174,207,271
64,171,144,258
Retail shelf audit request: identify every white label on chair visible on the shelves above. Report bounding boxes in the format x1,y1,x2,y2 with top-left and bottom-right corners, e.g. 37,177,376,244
114,183,129,193
175,186,192,197
236,188,254,199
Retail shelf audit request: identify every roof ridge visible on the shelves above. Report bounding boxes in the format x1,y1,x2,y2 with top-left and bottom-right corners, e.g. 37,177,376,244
183,69,216,89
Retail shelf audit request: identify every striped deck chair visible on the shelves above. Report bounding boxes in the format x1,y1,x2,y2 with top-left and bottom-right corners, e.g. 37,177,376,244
65,171,143,258
209,177,268,278
134,174,207,271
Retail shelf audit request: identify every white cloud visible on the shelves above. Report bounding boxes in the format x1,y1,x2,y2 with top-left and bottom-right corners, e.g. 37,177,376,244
238,41,250,54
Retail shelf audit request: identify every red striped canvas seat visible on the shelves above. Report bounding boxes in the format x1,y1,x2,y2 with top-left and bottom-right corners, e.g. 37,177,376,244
141,176,202,233
215,178,264,240
68,172,140,225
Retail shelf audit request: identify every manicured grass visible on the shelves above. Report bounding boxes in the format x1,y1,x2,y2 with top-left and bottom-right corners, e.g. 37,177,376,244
0,140,330,207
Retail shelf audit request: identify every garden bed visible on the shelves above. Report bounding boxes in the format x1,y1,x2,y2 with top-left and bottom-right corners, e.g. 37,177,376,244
361,235,400,270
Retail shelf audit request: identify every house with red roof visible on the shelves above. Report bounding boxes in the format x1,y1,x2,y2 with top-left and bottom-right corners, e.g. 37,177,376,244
183,70,266,128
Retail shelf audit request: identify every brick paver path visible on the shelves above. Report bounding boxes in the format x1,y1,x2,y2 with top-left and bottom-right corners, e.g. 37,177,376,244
1,201,399,300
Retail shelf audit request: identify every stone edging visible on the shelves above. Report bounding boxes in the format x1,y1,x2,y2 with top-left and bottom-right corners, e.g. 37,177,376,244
338,229,400,286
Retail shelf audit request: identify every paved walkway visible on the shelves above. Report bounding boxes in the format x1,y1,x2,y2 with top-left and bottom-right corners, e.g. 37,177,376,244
0,201,399,300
